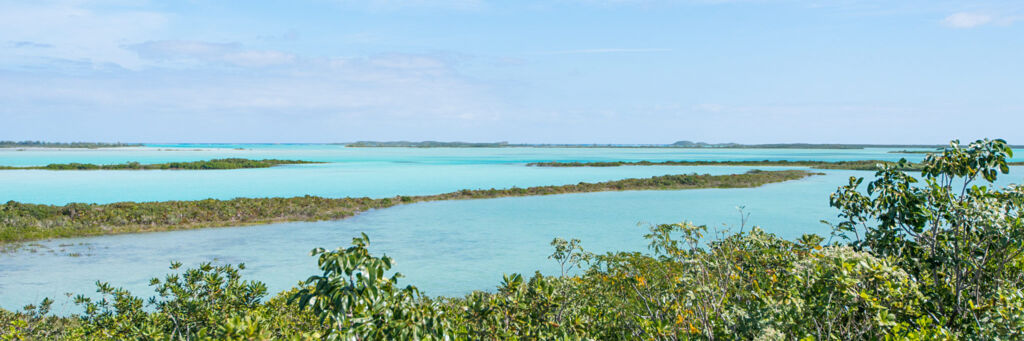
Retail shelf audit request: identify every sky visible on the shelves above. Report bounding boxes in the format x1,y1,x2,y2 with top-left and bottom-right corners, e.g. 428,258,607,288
1,0,1022,144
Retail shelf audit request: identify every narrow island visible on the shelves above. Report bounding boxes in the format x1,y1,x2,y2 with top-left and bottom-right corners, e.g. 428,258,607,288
0,141,142,148
0,169,814,242
528,159,1024,171
0,158,321,171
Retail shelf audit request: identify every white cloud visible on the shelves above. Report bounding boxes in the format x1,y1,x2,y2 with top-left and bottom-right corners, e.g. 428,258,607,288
540,48,672,55
366,54,449,70
0,53,503,121
125,40,296,67
223,51,296,67
943,12,993,28
126,40,239,60
0,1,167,69
332,0,485,11
7,41,54,48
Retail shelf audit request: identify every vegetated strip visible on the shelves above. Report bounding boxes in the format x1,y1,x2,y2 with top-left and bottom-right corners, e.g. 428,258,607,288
0,141,142,148
888,150,939,154
527,160,1024,171
0,158,322,171
0,169,814,243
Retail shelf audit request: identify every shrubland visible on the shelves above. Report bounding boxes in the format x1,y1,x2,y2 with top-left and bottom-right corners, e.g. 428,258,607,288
1,139,1022,340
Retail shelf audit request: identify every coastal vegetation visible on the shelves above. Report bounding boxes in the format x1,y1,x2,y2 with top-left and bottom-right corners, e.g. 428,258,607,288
670,140,864,149
888,149,941,154
529,159,1024,171
0,159,321,171
0,141,142,149
1,139,1022,340
0,170,813,243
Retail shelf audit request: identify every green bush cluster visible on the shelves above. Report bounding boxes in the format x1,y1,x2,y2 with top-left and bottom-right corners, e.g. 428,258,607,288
0,223,999,340
2,139,1021,340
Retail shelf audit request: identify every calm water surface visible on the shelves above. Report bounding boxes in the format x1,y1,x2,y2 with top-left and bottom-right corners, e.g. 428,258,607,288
0,145,959,205
1,146,1021,312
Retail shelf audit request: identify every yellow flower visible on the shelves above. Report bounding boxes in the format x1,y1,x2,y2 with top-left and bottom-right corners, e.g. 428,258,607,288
636,275,647,287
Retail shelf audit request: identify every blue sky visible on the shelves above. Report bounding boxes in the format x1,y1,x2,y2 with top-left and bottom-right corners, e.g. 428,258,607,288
1,0,1022,144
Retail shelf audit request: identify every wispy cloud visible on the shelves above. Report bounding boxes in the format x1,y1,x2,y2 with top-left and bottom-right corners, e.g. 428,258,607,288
539,48,672,55
331,0,485,11
257,30,301,43
125,40,296,67
0,1,168,69
943,12,994,28
0,52,503,120
7,41,53,49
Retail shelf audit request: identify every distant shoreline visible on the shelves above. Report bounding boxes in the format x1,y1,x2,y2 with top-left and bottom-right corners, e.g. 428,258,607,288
0,159,320,171
0,141,142,149
528,159,1024,171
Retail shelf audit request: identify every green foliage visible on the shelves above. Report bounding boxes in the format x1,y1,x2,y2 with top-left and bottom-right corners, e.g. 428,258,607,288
830,138,1024,336
290,233,449,340
67,262,320,340
1,298,79,340
549,237,591,276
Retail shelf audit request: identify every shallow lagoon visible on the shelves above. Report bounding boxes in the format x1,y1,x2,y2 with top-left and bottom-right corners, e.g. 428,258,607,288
3,169,1022,312
0,145,958,205
1,146,1021,312
1,170,841,311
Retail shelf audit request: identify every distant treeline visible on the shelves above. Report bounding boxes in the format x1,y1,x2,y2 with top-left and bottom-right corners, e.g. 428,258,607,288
670,141,865,149
0,169,813,242
528,159,1024,171
888,149,941,154
528,160,913,170
0,158,320,171
0,141,142,148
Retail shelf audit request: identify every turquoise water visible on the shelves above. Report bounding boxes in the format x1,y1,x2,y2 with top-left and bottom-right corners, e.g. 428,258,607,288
0,146,950,205
1,146,1021,313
